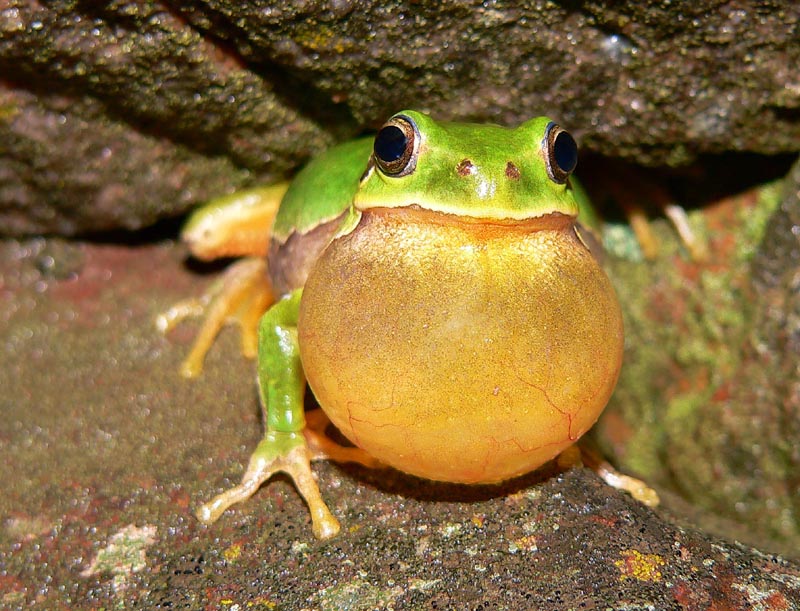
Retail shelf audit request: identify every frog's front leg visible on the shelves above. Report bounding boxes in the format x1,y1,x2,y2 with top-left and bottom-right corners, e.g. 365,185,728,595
158,184,289,377
197,430,340,539
157,257,272,378
195,289,379,539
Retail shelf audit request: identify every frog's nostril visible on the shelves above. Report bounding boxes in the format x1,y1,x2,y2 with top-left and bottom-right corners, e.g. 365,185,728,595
456,159,475,176
505,161,521,180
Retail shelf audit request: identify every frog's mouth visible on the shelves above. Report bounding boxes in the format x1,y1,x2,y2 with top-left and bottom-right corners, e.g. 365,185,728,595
363,204,577,237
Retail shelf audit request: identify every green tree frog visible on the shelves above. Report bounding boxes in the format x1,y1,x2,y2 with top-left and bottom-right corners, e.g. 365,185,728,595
161,111,625,539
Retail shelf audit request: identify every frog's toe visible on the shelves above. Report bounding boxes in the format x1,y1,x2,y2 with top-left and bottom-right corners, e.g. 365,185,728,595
663,203,708,261
180,357,204,379
196,431,341,538
286,449,341,539
156,298,207,334
161,257,272,377
195,458,276,525
579,444,660,507
555,444,583,470
595,464,660,507
195,490,246,525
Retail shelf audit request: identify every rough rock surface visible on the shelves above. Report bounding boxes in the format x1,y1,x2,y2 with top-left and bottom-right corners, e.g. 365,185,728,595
1,236,799,608
1,1,799,235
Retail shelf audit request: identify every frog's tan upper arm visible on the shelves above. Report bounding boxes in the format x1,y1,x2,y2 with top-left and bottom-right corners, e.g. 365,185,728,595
181,183,290,261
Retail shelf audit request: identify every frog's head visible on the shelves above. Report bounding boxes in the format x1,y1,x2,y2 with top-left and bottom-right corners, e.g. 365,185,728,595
354,110,580,220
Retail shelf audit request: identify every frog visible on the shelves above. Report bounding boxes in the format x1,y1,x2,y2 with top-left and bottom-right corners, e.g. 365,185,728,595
160,110,634,539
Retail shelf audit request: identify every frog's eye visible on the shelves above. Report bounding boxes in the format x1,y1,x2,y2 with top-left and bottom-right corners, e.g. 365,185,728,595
543,122,578,184
373,115,419,177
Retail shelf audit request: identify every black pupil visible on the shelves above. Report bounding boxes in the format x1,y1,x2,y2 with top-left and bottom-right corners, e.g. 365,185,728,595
374,125,407,163
553,131,578,174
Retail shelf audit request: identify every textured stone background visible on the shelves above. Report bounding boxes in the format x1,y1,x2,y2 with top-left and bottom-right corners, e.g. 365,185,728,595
0,1,798,235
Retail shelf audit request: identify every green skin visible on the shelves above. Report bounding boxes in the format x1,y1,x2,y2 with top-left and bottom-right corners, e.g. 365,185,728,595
273,111,579,240
191,110,592,538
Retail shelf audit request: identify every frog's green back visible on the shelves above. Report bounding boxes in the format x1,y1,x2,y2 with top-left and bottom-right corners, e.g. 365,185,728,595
272,137,373,242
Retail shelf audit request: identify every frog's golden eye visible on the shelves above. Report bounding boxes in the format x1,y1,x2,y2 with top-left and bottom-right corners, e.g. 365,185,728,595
373,114,419,177
543,122,578,184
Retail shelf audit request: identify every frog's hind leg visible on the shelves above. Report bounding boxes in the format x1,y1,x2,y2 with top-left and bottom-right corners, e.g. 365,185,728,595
579,161,707,261
621,177,708,261
157,257,273,378
158,184,289,377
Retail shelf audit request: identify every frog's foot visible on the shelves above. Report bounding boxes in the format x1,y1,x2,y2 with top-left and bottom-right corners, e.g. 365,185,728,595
196,431,341,539
567,443,660,508
555,444,583,470
623,204,660,260
593,460,660,507
303,409,384,469
621,184,707,261
663,203,708,261
589,164,707,261
157,257,273,378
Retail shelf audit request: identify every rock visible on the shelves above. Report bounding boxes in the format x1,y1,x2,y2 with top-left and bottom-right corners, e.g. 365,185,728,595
596,157,800,557
1,236,799,609
1,1,799,235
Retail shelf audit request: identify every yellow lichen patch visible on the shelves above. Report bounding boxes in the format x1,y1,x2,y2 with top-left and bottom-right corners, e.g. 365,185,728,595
223,543,242,563
614,549,665,582
509,535,539,553
220,597,277,609
295,23,350,53
247,597,278,609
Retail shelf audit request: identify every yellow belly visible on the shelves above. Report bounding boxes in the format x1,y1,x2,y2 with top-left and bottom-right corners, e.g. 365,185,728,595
298,208,623,484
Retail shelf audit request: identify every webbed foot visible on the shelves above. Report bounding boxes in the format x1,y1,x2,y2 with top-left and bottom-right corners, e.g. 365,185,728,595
196,430,341,539
614,180,707,262
157,257,272,377
196,411,383,539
